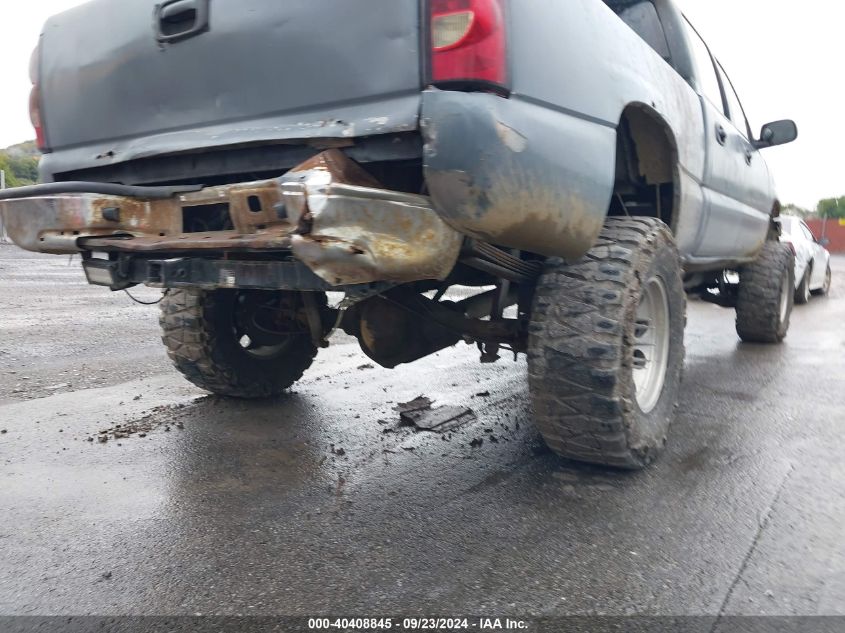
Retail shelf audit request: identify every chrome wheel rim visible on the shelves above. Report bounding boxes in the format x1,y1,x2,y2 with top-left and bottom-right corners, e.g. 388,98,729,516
237,334,290,359
633,276,671,414
779,272,791,323
824,268,832,294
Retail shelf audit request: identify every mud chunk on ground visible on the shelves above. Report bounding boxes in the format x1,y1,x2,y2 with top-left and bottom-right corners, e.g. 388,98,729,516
394,396,476,433
95,404,187,442
394,396,433,416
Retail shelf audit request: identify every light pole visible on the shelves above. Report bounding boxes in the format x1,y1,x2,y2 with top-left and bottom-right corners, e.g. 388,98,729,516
818,199,829,244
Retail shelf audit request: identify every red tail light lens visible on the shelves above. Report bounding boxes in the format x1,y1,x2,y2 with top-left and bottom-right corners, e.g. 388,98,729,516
430,0,508,90
29,45,47,152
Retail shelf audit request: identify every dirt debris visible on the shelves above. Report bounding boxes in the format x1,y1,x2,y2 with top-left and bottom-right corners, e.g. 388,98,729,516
404,405,476,432
393,396,476,433
92,403,187,443
394,396,433,416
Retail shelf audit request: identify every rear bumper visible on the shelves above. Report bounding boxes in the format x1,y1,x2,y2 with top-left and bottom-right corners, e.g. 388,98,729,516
0,150,463,288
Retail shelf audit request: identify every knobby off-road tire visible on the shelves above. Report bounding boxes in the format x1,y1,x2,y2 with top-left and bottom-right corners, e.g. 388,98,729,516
795,265,811,305
160,289,320,398
735,242,795,344
528,218,686,470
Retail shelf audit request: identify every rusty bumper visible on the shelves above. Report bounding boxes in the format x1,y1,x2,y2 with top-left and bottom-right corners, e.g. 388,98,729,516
0,151,463,288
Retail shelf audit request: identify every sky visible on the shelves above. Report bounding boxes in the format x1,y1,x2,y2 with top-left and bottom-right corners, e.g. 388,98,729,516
0,0,841,208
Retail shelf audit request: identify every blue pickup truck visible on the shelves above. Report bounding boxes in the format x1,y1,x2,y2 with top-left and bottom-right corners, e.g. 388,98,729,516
0,0,797,469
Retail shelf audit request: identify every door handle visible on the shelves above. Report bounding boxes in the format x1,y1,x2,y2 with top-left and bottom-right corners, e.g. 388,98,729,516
155,0,210,43
715,124,727,146
161,0,197,21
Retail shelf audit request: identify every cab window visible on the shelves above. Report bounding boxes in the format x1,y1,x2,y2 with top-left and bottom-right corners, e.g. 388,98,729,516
681,18,725,112
800,223,815,242
604,1,672,61
717,62,751,138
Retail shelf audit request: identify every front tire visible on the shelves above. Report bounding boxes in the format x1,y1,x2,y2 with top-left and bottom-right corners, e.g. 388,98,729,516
159,289,321,398
811,265,832,296
736,242,795,344
528,218,686,470
795,265,811,305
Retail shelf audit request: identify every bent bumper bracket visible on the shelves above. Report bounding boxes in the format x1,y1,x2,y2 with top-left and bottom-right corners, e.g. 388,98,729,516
0,150,464,288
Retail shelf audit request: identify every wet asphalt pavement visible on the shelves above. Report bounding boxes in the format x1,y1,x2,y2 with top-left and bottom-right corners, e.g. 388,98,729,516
0,244,843,617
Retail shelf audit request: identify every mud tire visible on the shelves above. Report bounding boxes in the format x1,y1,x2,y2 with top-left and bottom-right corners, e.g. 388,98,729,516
160,289,319,398
735,242,795,344
528,218,686,470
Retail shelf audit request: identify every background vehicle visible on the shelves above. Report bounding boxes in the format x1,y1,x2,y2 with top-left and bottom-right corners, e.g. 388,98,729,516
780,216,832,303
0,0,797,469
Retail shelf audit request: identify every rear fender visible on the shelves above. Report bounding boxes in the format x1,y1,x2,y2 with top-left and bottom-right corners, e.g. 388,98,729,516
421,90,616,260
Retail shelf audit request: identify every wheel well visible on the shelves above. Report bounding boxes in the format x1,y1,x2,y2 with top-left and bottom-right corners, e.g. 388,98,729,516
610,104,680,233
768,200,782,240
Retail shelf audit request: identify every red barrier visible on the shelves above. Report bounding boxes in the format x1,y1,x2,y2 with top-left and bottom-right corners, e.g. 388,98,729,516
804,219,845,253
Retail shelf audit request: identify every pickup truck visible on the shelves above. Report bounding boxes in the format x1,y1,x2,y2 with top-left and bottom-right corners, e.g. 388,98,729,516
0,0,797,469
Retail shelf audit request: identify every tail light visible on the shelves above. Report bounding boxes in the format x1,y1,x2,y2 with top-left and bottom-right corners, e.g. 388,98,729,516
429,0,509,92
29,44,47,152
29,88,45,150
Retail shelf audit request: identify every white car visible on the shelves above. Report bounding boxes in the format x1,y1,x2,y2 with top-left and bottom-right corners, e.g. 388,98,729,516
779,217,832,303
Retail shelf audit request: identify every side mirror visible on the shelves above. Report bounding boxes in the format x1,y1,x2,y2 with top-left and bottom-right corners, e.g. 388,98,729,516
819,237,831,248
754,120,798,149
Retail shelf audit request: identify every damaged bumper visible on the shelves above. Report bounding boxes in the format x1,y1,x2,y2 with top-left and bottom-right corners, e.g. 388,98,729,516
0,150,463,288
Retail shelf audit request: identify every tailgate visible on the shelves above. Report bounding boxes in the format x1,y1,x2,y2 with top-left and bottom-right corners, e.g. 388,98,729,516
39,0,422,154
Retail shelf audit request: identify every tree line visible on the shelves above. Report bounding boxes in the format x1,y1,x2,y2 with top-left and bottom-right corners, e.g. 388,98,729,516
0,141,39,188
780,199,845,220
